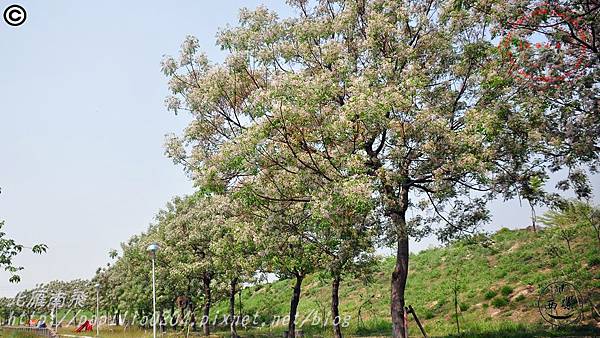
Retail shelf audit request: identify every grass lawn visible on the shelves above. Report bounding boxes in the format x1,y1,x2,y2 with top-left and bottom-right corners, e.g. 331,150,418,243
2,323,598,337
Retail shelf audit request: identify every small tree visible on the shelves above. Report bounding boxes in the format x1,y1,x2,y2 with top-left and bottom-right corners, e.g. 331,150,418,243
251,206,324,338
0,188,47,283
540,200,600,249
234,166,377,338
211,205,258,338
163,194,225,336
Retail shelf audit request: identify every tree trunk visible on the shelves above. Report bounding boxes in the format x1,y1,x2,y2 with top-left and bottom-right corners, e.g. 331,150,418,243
138,309,143,328
230,278,238,338
331,274,343,338
593,224,600,248
565,237,572,254
287,273,304,338
391,234,409,338
390,188,410,338
238,288,243,317
453,286,460,334
171,300,177,330
529,201,537,232
202,274,211,336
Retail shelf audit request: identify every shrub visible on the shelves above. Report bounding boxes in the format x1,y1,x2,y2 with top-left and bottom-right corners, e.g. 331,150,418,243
514,294,526,302
459,302,469,312
491,297,509,308
422,308,435,319
588,255,600,267
484,290,497,300
495,270,508,278
501,285,514,296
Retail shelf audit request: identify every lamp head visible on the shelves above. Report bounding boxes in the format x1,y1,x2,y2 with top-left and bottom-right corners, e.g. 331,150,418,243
147,242,159,257
95,283,100,291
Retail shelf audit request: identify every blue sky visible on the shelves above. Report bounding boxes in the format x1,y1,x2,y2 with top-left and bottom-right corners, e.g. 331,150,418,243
0,1,597,297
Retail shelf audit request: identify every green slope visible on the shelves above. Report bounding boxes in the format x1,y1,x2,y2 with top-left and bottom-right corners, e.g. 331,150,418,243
215,223,600,337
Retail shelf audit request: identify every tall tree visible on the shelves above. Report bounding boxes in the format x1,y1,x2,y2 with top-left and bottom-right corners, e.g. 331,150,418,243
161,194,224,336
211,198,258,338
162,1,597,336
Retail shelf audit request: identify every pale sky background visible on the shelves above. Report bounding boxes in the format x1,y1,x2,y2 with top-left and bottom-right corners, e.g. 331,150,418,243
0,1,597,297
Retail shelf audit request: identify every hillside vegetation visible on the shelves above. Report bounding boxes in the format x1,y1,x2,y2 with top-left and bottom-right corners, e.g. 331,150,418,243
214,214,600,337
2,204,599,338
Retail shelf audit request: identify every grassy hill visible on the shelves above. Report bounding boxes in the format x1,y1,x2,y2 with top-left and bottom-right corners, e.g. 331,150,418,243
215,220,600,337
3,206,599,338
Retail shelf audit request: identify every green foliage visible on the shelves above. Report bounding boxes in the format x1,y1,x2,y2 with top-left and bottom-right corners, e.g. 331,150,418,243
539,201,597,229
500,285,513,296
0,189,47,283
484,290,497,300
491,297,509,308
422,308,435,319
354,318,392,336
588,255,600,267
495,270,508,279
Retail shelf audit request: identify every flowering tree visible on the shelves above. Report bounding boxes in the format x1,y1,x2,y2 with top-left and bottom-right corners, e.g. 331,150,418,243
236,167,377,338
496,0,598,86
161,193,228,335
151,197,205,328
162,1,598,336
97,203,197,329
307,182,378,338
107,235,154,322
1,279,92,326
162,3,493,335
489,0,599,218
210,207,258,338
236,188,324,338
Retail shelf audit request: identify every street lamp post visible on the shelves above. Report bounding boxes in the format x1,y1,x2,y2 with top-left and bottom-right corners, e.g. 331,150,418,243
95,283,100,337
52,304,57,332
147,243,159,338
